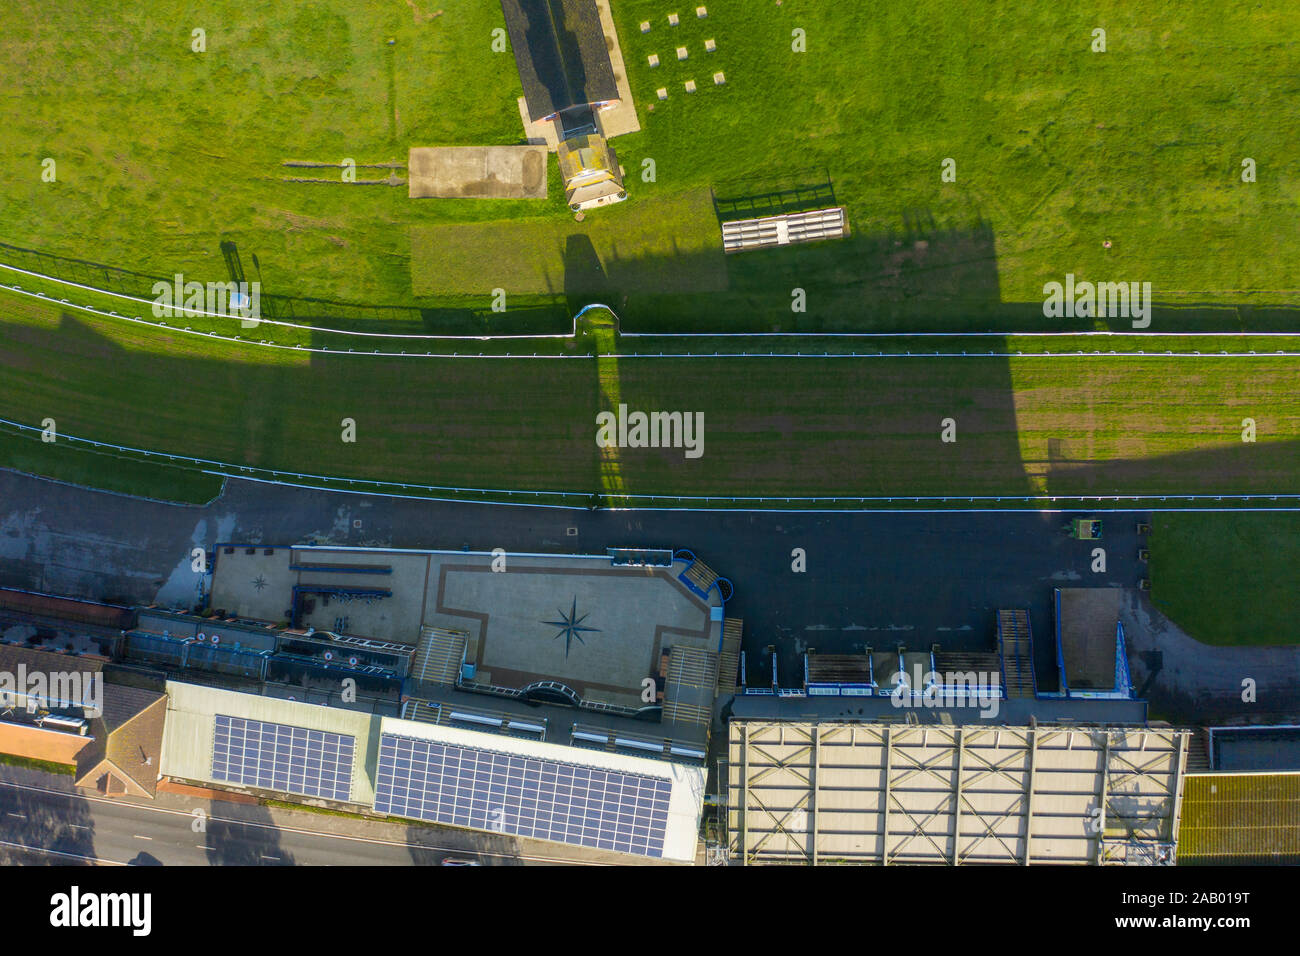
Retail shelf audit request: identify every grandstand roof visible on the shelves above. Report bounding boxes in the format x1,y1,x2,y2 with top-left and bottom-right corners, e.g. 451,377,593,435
727,719,1186,865
730,691,1150,725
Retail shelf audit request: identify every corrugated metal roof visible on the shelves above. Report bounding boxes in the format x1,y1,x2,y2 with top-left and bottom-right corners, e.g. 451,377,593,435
727,720,1186,865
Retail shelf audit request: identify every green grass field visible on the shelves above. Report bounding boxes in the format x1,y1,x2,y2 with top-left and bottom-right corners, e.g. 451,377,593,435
1150,513,1300,646
2,1,1298,333
3,1,1300,517
3,287,1299,504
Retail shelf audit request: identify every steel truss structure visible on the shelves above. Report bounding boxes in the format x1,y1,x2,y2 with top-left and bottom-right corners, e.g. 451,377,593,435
726,720,1187,865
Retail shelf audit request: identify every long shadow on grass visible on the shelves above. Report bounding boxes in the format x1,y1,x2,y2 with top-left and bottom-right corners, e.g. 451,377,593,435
12,307,1300,504
604,212,1300,335
0,767,97,864
0,239,571,337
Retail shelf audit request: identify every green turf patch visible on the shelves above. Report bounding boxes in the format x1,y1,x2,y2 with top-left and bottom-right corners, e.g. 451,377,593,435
410,190,725,297
0,423,224,504
0,751,77,776
1149,512,1300,646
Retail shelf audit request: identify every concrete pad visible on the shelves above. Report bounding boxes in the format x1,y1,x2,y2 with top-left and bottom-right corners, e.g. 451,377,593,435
593,0,642,139
407,146,547,200
432,558,714,709
1059,587,1124,689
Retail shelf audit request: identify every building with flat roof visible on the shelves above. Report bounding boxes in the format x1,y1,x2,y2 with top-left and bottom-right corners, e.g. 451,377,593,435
208,545,735,742
1178,772,1300,865
160,680,704,862
726,718,1187,866
1176,723,1300,865
722,597,1179,865
184,543,740,860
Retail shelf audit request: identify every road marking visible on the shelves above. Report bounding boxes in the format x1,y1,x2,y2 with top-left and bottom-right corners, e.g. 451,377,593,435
6,812,25,819
260,854,280,861
0,779,610,866
197,845,215,851
133,834,152,840
0,837,124,866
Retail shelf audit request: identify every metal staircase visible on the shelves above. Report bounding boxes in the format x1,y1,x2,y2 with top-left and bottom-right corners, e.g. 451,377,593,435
997,610,1036,698
717,619,743,695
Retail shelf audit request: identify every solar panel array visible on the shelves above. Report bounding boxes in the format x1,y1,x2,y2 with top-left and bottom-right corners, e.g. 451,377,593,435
212,715,355,801
374,733,672,857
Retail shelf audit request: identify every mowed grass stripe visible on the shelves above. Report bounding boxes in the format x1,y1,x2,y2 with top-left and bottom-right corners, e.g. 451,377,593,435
2,289,1300,498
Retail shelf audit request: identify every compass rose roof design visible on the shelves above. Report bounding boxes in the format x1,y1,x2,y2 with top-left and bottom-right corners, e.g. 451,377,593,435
541,596,601,658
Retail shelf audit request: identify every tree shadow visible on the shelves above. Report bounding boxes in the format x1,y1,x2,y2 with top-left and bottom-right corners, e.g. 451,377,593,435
403,822,523,866
0,767,97,864
203,802,297,866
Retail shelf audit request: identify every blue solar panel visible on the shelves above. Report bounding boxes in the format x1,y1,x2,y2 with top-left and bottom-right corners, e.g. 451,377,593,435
211,715,355,802
373,733,671,857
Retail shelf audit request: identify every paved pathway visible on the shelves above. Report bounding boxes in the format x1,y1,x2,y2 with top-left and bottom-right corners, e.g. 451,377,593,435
1121,590,1300,724
0,469,1149,689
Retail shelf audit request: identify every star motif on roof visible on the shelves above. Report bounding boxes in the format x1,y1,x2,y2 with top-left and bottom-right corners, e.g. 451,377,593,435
542,596,600,658
252,574,267,592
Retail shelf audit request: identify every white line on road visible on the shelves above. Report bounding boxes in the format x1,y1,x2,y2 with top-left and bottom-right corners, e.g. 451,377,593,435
0,779,608,866
134,834,152,840
0,837,124,866
6,812,25,819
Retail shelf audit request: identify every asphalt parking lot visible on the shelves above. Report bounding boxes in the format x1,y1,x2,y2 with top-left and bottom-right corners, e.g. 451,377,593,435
0,470,1147,691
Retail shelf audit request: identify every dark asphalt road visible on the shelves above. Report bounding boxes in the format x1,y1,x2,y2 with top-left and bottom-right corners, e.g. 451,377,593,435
0,470,1149,689
0,768,624,866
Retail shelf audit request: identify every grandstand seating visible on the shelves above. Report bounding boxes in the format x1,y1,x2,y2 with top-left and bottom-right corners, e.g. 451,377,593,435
717,619,743,695
721,206,848,253
932,649,1002,678
412,626,468,686
680,557,719,599
662,646,720,729
1185,727,1211,772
